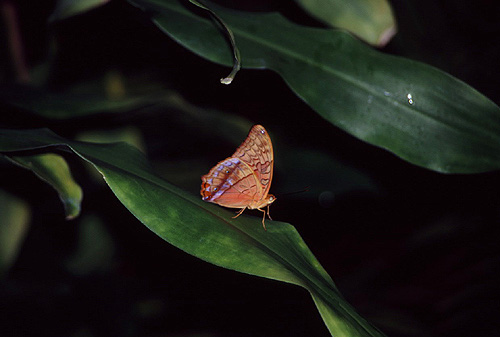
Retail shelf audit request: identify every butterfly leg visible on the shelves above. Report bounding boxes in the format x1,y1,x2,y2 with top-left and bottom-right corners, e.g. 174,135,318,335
266,204,273,220
256,208,267,231
232,208,246,219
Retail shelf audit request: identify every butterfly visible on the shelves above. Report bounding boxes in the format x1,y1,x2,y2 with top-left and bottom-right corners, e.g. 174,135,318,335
201,124,276,230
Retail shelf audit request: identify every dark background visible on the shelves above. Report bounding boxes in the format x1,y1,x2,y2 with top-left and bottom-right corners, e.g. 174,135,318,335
1,0,500,336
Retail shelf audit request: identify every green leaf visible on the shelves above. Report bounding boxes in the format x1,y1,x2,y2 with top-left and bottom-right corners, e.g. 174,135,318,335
0,189,31,277
294,0,397,46
7,153,83,219
0,79,162,119
0,128,386,337
76,126,146,152
49,0,110,22
128,0,500,174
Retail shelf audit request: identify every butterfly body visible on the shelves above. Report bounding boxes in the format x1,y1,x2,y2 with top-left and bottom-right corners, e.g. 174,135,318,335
201,125,276,229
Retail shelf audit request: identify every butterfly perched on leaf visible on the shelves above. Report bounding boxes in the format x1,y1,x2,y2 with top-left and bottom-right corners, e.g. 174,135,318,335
201,125,276,230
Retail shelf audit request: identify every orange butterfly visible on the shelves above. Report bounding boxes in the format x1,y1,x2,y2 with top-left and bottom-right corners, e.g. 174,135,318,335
201,125,276,230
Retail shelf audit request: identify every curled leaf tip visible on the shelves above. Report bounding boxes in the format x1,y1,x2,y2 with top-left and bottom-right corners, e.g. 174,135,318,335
220,77,233,85
189,0,241,84
220,61,240,85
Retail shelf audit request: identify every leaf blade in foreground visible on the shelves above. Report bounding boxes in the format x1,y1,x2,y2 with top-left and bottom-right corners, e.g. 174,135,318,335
0,128,385,337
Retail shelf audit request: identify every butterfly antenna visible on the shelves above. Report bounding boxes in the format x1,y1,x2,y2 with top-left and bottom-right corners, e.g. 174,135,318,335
275,186,310,198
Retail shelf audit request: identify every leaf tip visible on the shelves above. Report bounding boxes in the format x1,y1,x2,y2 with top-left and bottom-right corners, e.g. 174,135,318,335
377,25,398,47
220,77,234,85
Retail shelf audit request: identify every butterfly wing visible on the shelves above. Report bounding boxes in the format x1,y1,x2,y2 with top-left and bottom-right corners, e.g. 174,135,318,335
201,157,259,208
231,125,274,199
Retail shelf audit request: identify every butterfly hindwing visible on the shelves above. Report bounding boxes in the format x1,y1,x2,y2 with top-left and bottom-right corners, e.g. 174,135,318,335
201,157,259,208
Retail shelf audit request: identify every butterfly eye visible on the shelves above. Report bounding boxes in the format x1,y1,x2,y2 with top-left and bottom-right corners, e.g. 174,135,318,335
225,170,230,174
213,187,218,191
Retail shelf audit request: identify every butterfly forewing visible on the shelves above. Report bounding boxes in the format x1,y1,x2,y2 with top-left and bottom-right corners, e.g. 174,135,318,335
231,125,274,197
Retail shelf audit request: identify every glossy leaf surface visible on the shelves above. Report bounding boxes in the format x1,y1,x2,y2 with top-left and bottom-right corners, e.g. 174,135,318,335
129,0,500,173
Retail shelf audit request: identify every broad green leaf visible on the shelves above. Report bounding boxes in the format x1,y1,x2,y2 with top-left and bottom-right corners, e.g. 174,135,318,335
76,127,147,183
0,79,162,119
294,0,397,46
128,0,500,174
0,128,386,337
0,189,31,277
49,0,110,22
7,153,83,219
76,126,146,152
